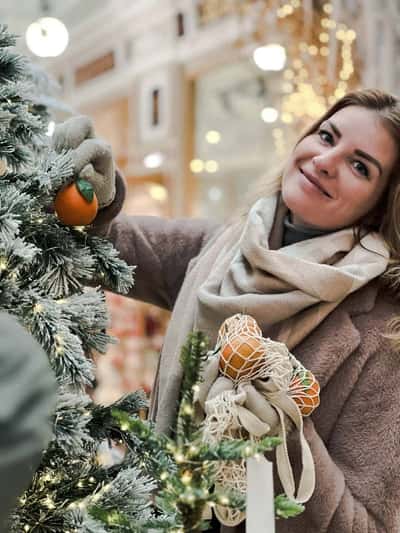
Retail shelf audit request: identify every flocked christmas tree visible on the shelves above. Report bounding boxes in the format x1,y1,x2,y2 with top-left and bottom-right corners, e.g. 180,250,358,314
0,25,303,532
0,25,168,532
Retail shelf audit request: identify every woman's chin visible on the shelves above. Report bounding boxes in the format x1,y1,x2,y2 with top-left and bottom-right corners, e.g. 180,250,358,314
283,197,324,228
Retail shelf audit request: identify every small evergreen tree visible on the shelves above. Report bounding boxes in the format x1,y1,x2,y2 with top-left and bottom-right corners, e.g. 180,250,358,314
0,25,166,533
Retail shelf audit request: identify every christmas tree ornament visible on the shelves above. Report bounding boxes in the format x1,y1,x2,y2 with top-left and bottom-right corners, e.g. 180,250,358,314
289,368,320,416
54,178,98,225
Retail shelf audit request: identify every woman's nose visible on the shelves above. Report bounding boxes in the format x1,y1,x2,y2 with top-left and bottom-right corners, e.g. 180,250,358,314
312,154,337,178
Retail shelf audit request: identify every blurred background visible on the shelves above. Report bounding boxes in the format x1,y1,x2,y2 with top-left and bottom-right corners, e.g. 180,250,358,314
2,0,399,402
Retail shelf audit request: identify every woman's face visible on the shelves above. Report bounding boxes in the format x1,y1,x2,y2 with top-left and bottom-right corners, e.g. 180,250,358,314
281,106,397,230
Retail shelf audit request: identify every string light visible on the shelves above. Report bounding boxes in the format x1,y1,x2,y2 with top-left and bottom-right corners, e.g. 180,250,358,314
44,496,55,509
182,403,194,415
205,130,221,144
244,445,253,457
205,160,219,173
181,471,192,485
175,452,185,464
190,159,204,173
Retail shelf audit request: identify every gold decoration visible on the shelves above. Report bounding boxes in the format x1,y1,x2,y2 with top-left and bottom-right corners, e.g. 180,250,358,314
199,0,359,130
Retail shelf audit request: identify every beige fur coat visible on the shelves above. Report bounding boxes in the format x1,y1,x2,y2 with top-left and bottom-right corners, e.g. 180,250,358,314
92,174,400,532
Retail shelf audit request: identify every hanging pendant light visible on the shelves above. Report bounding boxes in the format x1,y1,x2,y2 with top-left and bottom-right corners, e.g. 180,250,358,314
253,44,287,71
25,0,69,58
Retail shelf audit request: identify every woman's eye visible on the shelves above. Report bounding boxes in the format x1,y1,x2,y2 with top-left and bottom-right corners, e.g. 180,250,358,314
352,160,369,178
318,129,334,144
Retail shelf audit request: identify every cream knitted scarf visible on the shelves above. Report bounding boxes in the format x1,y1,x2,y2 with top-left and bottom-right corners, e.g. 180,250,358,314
195,194,389,350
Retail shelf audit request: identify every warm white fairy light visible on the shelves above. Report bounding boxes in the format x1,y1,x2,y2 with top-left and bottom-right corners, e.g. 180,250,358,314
181,471,192,485
190,159,204,173
206,130,221,144
44,496,55,509
244,445,253,456
175,452,185,463
205,160,219,173
182,403,194,415
271,2,358,123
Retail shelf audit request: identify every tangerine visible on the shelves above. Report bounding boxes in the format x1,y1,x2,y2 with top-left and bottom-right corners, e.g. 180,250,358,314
54,178,98,226
289,370,320,416
219,334,266,381
218,314,262,343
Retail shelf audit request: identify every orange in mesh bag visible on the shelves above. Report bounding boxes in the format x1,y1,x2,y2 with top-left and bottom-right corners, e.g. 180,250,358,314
289,368,320,416
218,314,267,382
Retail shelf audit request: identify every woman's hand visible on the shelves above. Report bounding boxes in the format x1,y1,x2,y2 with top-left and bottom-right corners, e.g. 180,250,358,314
52,115,116,208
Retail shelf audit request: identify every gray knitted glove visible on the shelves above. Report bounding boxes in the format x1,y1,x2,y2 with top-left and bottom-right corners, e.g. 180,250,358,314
52,115,116,208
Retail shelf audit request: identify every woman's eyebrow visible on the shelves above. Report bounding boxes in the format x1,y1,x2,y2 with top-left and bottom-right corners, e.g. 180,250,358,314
326,119,383,176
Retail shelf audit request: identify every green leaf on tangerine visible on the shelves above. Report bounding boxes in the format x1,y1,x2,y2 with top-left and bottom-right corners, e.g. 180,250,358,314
76,178,94,203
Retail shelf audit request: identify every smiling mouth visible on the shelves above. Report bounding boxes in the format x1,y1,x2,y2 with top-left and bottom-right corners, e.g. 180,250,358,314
300,169,333,199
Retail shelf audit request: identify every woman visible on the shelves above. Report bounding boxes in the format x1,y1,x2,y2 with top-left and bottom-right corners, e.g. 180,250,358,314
53,89,400,532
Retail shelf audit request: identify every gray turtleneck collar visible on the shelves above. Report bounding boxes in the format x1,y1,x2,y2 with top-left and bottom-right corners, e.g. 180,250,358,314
283,214,333,246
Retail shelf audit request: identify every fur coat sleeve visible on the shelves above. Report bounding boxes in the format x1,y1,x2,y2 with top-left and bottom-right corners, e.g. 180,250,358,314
90,171,221,310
